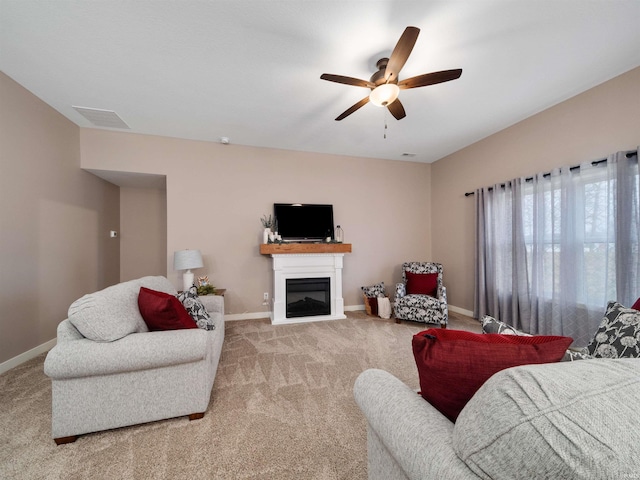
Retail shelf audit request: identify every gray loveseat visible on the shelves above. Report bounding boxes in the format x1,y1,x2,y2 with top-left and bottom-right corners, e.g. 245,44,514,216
44,276,224,444
354,359,640,479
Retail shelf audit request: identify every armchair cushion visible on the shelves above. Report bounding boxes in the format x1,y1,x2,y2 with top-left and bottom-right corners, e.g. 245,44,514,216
406,272,437,296
138,287,196,331
412,328,573,422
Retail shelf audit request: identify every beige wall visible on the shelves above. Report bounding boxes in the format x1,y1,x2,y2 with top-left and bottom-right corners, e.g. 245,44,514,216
431,66,640,313
79,130,433,314
120,187,167,282
0,73,120,364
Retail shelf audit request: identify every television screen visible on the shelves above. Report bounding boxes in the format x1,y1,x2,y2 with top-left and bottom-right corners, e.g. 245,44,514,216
274,203,334,242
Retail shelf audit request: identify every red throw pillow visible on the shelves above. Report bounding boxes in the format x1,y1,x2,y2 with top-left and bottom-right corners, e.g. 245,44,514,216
138,287,197,331
632,297,640,311
406,271,438,296
412,328,573,422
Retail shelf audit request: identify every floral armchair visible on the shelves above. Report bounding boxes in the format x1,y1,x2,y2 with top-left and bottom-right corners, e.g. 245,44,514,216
394,262,448,327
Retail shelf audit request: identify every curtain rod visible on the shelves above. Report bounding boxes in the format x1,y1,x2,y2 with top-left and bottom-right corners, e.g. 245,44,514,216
464,151,637,197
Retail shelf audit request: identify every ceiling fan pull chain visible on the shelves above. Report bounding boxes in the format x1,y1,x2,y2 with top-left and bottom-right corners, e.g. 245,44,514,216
384,110,388,139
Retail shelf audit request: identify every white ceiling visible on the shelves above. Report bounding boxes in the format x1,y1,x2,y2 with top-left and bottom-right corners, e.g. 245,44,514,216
2,0,639,164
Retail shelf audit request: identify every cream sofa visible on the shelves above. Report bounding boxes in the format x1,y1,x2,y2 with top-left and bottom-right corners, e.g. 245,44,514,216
44,276,224,444
354,359,640,479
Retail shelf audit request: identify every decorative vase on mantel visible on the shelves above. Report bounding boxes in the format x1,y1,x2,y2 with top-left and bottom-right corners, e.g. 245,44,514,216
263,228,271,244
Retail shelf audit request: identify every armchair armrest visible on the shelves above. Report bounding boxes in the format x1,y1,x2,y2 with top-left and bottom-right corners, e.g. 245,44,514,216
353,369,473,479
438,285,448,323
438,284,447,303
395,283,406,300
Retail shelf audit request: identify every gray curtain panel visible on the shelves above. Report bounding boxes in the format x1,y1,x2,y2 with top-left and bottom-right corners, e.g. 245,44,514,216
474,148,639,347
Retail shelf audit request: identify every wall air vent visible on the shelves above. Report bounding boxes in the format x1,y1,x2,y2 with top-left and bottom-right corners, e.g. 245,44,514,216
72,106,130,129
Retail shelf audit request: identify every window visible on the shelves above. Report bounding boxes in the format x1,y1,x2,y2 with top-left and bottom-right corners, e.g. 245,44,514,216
475,150,639,346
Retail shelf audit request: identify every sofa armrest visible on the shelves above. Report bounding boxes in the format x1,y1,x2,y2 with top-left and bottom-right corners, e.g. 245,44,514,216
199,294,224,315
395,283,406,299
44,328,212,379
354,369,474,480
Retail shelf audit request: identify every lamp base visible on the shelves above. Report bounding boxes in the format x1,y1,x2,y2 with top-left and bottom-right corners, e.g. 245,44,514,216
183,270,195,291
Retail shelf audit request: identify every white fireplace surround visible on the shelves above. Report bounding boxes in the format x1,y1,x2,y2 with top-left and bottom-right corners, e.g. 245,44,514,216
270,253,346,325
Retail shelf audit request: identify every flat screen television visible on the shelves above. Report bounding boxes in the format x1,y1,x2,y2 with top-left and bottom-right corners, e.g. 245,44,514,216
274,203,334,242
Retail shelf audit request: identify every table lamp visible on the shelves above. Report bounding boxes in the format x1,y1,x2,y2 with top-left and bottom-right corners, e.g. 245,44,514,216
174,249,204,291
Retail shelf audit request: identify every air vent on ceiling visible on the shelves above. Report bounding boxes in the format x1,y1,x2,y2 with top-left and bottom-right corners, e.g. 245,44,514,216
401,153,416,158
72,106,130,129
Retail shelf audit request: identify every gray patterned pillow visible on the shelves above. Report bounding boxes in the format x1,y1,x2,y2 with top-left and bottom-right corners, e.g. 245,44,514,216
481,315,532,336
176,287,215,330
586,301,640,358
361,282,385,298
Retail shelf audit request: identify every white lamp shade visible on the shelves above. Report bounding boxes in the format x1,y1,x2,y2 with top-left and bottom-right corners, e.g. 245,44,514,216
369,83,400,107
173,249,204,271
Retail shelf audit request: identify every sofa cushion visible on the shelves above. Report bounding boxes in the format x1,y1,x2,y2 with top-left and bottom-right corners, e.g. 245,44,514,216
405,272,437,296
453,359,640,480
138,287,197,331
177,286,215,330
68,276,177,342
586,301,640,358
412,328,572,422
633,297,640,310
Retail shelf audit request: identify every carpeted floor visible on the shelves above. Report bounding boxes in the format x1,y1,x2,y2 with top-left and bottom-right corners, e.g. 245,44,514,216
0,311,479,480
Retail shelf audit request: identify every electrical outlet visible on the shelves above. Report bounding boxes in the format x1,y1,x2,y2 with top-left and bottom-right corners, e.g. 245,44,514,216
262,292,269,306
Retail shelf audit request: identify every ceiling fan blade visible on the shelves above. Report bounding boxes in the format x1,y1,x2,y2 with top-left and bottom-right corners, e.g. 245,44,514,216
384,26,420,82
387,98,406,120
398,69,462,89
335,96,370,121
320,74,374,88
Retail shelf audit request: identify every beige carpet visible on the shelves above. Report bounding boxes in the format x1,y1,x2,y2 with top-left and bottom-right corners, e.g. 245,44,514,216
0,311,479,480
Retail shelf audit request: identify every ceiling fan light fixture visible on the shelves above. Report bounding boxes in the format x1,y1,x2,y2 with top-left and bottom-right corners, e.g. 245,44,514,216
369,84,400,107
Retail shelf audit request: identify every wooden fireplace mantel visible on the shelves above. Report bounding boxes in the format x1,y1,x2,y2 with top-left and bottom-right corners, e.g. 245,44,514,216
260,243,352,255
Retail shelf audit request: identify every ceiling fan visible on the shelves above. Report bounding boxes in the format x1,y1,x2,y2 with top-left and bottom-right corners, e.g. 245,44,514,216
320,26,462,121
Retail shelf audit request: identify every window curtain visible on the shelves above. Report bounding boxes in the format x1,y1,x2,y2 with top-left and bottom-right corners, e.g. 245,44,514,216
474,148,639,347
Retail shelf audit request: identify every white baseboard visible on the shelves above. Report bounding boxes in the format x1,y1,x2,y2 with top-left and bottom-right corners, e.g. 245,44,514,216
226,304,366,321
344,304,366,312
224,311,272,321
448,304,475,318
0,338,57,375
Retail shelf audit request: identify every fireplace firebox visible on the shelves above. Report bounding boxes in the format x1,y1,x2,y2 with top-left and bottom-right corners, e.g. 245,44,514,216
286,277,330,318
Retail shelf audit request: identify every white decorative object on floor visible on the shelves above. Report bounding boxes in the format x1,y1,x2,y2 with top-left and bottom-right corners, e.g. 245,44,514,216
378,297,391,319
174,249,204,291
